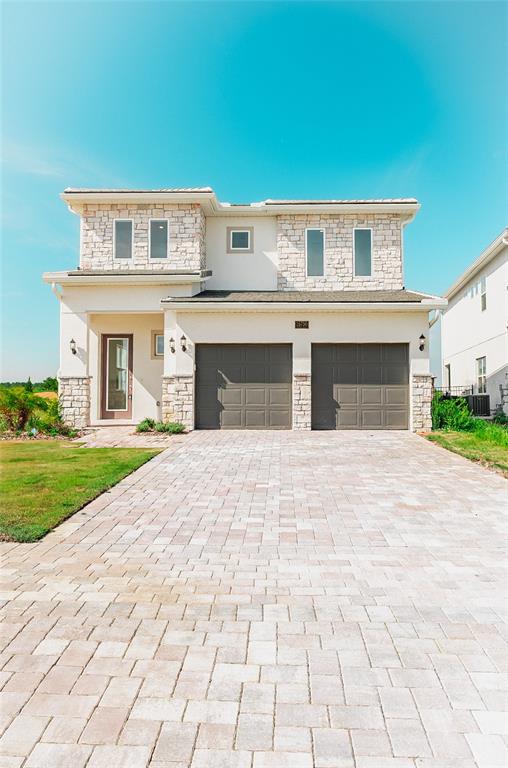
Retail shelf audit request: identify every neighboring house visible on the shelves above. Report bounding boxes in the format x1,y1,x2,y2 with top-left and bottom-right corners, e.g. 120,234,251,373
437,228,508,414
43,188,445,431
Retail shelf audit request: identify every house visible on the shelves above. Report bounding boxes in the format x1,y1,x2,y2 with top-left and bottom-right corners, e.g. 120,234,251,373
43,188,446,431
434,227,508,414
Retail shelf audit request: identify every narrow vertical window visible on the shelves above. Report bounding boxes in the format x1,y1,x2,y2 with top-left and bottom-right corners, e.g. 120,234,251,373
150,220,169,259
114,220,133,259
306,229,324,276
480,276,487,311
445,363,451,390
354,228,372,276
476,357,486,394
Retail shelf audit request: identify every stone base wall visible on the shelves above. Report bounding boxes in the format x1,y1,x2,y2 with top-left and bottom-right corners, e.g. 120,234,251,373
293,374,311,430
59,376,90,429
412,374,433,432
162,375,194,429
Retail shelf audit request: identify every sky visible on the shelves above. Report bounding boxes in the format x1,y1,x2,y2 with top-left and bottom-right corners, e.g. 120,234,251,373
1,0,507,380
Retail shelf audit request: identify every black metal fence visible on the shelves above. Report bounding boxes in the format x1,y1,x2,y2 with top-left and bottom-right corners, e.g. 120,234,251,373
434,387,490,417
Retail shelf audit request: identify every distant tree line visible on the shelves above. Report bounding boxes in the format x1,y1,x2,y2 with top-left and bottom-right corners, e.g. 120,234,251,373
0,377,58,392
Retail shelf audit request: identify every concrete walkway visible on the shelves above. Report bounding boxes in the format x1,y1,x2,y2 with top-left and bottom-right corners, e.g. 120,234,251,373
1,431,507,768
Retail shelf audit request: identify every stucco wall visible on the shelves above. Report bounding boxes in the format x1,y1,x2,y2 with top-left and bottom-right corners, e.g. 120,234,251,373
78,203,205,271
276,213,403,291
206,217,278,290
441,245,507,409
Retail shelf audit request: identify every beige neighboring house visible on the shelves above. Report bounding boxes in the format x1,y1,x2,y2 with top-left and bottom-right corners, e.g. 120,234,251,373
43,188,445,432
437,228,508,413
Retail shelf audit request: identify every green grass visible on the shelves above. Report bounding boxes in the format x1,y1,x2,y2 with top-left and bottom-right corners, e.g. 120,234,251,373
427,429,508,477
0,441,160,542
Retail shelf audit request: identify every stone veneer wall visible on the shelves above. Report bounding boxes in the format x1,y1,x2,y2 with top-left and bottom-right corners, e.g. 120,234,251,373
277,213,403,291
78,203,206,271
293,374,311,430
59,376,90,429
162,375,194,429
412,374,433,432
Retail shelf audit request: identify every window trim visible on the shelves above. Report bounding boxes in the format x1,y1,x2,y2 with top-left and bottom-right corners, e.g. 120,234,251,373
476,356,486,394
113,219,134,260
226,227,254,254
149,218,170,260
353,227,373,278
480,275,487,311
305,227,326,278
151,330,164,359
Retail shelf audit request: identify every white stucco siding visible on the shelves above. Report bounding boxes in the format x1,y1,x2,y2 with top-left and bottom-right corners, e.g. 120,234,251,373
206,217,278,290
441,245,508,407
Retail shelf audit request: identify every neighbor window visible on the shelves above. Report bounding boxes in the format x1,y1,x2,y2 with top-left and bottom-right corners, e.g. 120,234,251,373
227,228,253,253
306,229,325,277
477,356,486,394
354,228,372,276
150,220,169,259
114,220,133,259
152,331,164,358
480,276,487,311
445,363,451,390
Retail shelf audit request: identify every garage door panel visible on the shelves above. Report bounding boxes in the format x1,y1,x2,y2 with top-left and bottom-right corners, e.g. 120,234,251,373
312,343,408,430
196,345,292,429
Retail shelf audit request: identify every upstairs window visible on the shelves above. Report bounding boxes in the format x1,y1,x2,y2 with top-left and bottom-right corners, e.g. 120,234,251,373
114,220,133,259
476,356,486,393
354,228,372,276
150,220,169,259
480,275,487,311
227,227,253,253
306,228,325,276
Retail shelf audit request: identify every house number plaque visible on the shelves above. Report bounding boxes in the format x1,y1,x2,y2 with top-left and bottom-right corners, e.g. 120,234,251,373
295,320,309,329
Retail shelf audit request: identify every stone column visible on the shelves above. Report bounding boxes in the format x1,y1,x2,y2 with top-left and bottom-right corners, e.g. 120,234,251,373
293,373,311,430
412,373,433,432
162,375,194,430
59,376,91,429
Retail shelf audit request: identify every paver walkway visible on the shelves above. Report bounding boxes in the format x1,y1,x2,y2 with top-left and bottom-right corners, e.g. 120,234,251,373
1,431,507,768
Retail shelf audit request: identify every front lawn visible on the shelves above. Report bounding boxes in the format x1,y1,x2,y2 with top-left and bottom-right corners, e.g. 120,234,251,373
0,441,160,542
427,430,508,477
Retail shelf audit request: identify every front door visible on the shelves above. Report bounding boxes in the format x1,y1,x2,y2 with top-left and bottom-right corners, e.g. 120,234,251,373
101,334,133,419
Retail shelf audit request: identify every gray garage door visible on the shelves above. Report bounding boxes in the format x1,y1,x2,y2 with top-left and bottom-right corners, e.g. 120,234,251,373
196,344,292,429
312,343,409,430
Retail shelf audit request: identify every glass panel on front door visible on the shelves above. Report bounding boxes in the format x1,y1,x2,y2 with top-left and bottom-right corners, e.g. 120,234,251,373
107,338,129,411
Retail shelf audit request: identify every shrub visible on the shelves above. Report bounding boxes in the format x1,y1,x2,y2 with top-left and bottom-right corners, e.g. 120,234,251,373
26,397,76,437
38,376,58,393
0,386,48,431
431,391,475,431
154,421,185,434
493,408,508,426
136,418,156,433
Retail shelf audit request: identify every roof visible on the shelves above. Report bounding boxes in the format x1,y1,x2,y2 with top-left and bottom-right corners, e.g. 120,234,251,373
445,227,508,299
60,188,420,218
163,289,443,305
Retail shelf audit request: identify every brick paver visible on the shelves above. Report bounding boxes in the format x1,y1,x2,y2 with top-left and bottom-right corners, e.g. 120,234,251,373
1,431,507,767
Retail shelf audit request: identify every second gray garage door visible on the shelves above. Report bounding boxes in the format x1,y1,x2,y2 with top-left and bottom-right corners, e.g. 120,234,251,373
312,343,409,429
196,344,292,429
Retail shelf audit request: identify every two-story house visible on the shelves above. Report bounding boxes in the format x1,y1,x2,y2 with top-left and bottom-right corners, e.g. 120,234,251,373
435,228,508,413
43,188,445,431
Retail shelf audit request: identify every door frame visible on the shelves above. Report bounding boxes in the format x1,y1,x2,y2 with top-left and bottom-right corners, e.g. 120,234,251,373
100,334,134,419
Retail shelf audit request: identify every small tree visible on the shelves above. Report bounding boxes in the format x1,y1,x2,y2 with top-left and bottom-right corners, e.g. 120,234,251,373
25,377,33,393
40,376,58,392
0,387,47,431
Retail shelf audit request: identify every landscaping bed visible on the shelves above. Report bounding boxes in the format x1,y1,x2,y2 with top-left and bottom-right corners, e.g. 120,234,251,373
0,441,160,542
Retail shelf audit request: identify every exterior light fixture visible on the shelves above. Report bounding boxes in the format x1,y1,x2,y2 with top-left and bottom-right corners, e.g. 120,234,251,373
180,334,187,352
419,334,426,351
70,338,77,355
169,337,176,354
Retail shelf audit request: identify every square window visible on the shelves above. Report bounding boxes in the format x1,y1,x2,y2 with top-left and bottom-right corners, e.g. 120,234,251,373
152,332,164,358
150,220,168,259
114,220,133,259
227,228,253,252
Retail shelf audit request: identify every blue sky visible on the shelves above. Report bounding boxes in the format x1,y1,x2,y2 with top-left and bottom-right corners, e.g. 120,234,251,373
1,0,506,379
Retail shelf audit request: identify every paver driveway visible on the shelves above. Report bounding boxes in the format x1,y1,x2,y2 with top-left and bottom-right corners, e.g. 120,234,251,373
1,431,507,768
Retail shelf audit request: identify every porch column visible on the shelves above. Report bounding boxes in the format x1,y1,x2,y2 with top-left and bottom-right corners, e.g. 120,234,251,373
161,310,194,429
411,374,433,432
58,307,90,429
293,336,311,430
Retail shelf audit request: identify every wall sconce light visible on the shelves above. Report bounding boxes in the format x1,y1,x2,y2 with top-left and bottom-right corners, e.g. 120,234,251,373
180,334,187,352
419,334,426,352
169,337,176,354
70,338,77,355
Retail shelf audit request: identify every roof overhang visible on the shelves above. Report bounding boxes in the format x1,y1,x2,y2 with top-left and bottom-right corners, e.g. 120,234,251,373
161,299,446,313
60,189,420,219
445,228,508,300
43,270,210,286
